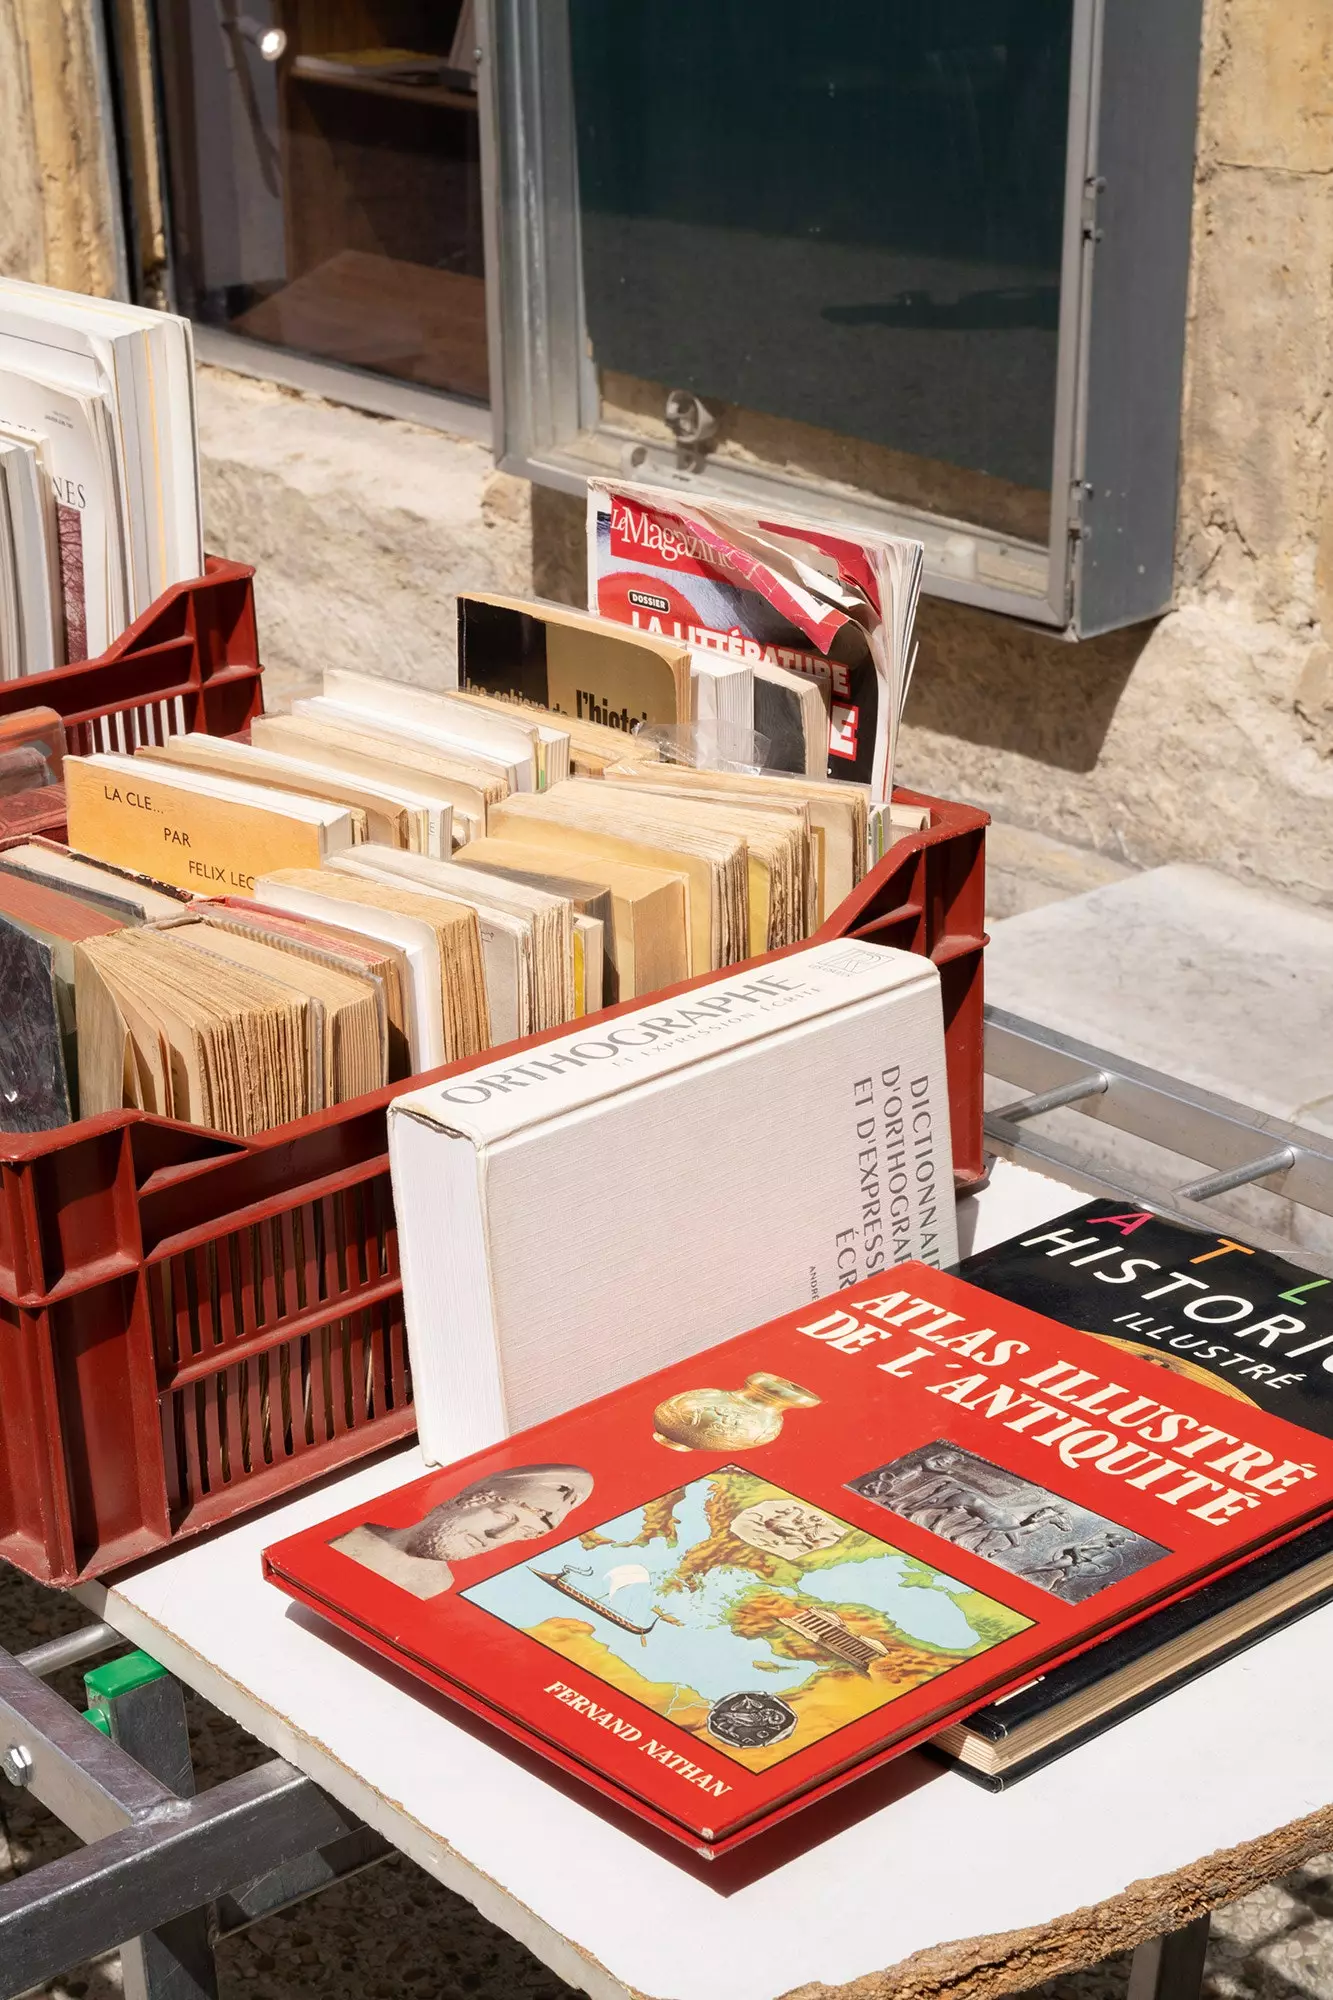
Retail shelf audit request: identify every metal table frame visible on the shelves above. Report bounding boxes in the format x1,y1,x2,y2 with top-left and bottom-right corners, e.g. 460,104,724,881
4,1006,1333,2000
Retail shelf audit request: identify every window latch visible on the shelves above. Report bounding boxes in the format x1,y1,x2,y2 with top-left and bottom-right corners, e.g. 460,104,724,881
664,391,717,474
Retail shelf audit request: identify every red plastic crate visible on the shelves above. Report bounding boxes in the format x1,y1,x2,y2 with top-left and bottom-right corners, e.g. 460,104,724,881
0,564,988,1585
0,554,262,756
814,790,988,1188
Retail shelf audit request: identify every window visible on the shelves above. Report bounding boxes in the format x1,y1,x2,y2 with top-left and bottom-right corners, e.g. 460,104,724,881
143,1,1202,633
152,2,488,401
484,0,1203,634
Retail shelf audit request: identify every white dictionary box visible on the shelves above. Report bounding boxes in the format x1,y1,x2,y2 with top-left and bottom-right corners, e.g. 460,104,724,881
389,939,956,1464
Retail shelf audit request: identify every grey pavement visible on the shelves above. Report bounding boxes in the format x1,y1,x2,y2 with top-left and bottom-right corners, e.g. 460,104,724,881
984,862,1333,1258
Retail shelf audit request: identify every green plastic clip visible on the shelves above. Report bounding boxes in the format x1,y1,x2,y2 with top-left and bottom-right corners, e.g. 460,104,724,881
83,1649,167,1729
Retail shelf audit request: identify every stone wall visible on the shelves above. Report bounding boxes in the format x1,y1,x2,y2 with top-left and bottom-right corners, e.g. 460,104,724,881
4,0,1332,906
895,1,1333,907
196,369,537,710
0,0,122,294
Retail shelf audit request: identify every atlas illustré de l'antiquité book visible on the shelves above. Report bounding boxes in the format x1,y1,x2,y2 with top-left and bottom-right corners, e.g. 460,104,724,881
265,1262,1333,1855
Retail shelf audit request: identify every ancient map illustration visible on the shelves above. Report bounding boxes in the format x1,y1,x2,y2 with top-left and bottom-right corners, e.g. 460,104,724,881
461,1467,1031,1772
848,1441,1169,1604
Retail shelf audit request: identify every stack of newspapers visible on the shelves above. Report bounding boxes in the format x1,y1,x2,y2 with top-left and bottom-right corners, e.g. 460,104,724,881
0,279,203,678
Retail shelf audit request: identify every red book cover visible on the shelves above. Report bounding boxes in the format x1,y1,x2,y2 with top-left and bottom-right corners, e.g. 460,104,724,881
264,1265,1333,1854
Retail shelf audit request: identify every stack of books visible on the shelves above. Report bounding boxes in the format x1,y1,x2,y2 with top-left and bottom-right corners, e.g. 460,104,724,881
26,608,932,1138
934,1200,1333,1786
265,1230,1333,1855
0,281,202,671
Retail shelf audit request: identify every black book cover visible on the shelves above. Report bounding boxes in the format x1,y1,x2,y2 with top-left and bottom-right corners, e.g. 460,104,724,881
0,919,72,1131
935,1547,1333,1789
961,1198,1333,1439
752,678,806,774
943,1199,1333,1779
958,1509,1333,1743
457,599,552,709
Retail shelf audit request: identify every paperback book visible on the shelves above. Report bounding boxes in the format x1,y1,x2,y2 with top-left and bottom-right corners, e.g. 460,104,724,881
265,1264,1333,1854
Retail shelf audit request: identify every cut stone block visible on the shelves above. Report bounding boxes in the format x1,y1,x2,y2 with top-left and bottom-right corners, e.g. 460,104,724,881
985,864,1333,1255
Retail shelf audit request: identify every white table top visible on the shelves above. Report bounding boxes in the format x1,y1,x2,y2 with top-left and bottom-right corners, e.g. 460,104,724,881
81,1162,1333,2000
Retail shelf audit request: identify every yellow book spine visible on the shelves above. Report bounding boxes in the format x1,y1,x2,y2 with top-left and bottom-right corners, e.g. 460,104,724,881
572,926,585,1017
65,759,329,897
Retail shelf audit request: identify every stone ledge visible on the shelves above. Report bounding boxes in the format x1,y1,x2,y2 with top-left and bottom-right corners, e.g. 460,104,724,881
196,363,534,711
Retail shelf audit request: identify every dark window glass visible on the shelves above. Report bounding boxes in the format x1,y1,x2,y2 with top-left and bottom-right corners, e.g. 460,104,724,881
569,0,1074,542
153,1,487,400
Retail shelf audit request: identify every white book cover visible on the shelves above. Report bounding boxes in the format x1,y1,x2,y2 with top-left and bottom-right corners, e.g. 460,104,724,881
0,370,122,659
322,670,540,791
690,652,755,760
0,282,203,606
0,432,59,674
328,848,532,1043
389,937,956,1464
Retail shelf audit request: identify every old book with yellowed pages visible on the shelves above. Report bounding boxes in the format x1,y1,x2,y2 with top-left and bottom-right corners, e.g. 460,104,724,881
166,919,384,1108
253,711,502,842
456,836,687,1001
0,839,188,921
488,782,747,972
320,669,555,791
255,867,489,1066
605,758,868,919
75,928,313,1134
135,733,446,855
328,846,576,1037
205,898,411,1080
457,589,693,735
449,685,661,780
64,753,357,897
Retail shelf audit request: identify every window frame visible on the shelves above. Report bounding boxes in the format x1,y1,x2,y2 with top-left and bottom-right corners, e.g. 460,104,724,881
477,0,1203,636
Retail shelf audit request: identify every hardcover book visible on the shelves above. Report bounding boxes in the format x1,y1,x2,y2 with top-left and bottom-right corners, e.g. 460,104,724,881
264,1264,1333,1855
932,1511,1333,1788
927,1200,1333,1782
961,1200,1333,1439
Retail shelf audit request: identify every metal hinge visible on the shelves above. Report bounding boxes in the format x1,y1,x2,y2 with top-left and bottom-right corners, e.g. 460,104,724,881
1082,175,1105,242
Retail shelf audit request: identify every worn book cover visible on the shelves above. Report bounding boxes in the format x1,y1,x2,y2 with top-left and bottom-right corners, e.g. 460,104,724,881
64,756,347,898
458,591,691,734
586,481,922,799
265,1264,1333,1854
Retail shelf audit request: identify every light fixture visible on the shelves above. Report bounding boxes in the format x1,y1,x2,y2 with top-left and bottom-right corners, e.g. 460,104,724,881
235,14,286,60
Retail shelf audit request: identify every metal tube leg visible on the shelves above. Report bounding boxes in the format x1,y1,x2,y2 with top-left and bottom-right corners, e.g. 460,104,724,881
83,1652,220,2000
1127,1914,1212,2000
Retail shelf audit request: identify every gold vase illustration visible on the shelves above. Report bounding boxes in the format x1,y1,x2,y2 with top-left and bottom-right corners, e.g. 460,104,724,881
651,1373,821,1453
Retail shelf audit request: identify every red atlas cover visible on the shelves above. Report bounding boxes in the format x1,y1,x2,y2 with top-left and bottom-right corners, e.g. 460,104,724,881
264,1265,1333,1854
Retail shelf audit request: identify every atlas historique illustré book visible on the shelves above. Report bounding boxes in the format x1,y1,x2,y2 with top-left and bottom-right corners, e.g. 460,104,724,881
930,1201,1333,1785
265,1262,1333,1855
